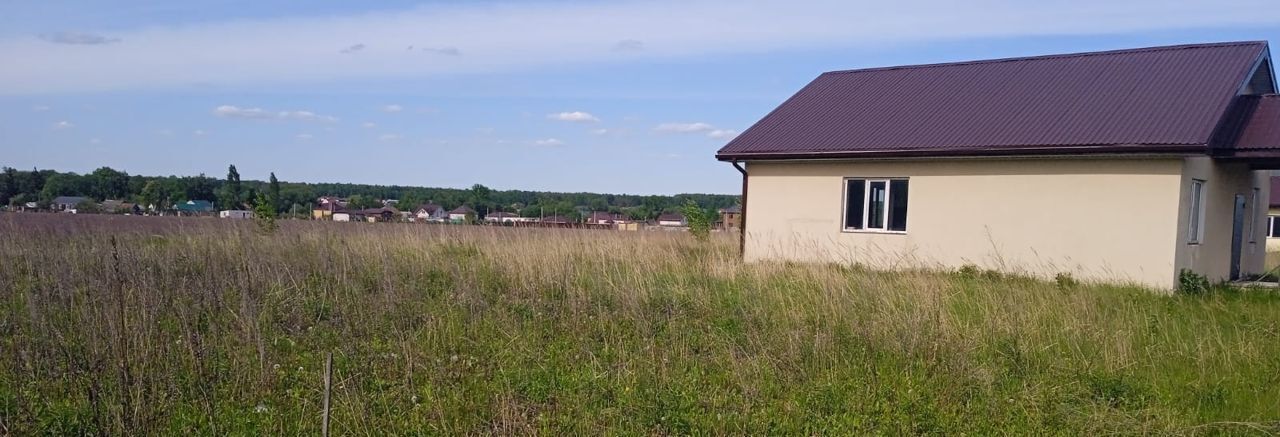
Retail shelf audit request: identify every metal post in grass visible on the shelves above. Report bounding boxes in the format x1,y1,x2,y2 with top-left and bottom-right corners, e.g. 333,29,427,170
323,352,333,437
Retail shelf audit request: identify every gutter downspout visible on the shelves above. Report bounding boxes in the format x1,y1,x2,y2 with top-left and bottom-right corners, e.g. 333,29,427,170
731,161,748,259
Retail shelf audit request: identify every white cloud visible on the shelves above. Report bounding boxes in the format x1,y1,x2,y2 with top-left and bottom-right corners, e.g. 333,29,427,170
654,122,714,133
591,128,610,135
7,0,1279,93
421,46,461,56
548,111,600,123
361,122,377,128
382,104,403,113
534,138,564,146
52,120,73,129
613,39,644,52
193,129,209,136
213,105,338,122
89,138,102,144
707,129,739,140
38,31,121,45
378,133,402,141
339,43,365,54
296,133,314,140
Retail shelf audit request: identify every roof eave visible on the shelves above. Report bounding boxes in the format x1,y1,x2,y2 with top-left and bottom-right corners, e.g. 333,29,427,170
716,144,1208,162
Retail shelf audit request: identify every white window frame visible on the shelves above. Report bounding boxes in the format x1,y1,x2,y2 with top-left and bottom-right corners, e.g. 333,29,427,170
1188,179,1205,245
842,177,908,234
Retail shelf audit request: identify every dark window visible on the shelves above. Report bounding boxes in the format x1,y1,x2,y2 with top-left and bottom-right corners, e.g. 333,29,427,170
843,178,909,232
1270,216,1280,238
844,179,865,229
888,179,909,231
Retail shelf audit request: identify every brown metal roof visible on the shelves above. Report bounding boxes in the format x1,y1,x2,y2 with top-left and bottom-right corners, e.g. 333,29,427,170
1234,95,1280,151
718,41,1270,161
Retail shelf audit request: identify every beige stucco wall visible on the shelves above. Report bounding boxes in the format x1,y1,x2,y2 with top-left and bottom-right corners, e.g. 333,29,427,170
1173,157,1268,281
743,157,1265,290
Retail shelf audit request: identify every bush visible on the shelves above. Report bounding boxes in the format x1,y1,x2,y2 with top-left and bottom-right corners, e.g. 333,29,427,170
1177,269,1210,295
1055,272,1079,290
253,193,278,234
680,199,713,241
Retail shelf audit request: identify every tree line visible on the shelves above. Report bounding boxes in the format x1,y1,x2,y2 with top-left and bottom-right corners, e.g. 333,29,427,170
0,165,740,221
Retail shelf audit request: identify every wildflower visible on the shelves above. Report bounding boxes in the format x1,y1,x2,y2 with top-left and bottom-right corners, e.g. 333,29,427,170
255,403,268,413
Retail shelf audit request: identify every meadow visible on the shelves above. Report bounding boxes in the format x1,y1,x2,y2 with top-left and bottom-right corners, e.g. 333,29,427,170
0,213,1278,435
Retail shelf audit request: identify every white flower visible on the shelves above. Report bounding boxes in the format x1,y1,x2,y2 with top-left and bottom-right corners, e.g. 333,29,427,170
255,404,268,413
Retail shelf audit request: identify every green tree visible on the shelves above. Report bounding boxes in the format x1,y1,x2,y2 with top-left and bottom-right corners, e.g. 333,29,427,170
268,172,282,213
220,164,242,209
253,192,278,233
139,180,168,210
0,167,15,207
347,194,381,210
469,184,492,214
74,199,102,214
681,199,713,241
90,167,130,200
40,173,86,201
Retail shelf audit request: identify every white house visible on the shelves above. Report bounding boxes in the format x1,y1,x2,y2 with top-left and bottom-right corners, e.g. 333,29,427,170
414,203,447,222
448,206,476,222
219,210,255,219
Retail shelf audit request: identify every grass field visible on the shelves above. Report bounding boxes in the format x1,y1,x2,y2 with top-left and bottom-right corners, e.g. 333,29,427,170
1,213,1278,435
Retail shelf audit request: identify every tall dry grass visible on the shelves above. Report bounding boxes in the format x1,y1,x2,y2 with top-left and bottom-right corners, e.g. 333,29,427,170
0,213,1277,434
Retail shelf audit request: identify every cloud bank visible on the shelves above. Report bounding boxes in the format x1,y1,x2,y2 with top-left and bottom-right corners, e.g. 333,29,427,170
213,105,338,122
38,31,121,45
3,0,1279,93
548,111,600,123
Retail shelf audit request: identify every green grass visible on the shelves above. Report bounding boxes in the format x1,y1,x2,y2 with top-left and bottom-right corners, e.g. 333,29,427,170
0,214,1278,434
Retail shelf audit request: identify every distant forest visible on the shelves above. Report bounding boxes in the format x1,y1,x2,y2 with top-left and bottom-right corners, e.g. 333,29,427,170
0,165,740,221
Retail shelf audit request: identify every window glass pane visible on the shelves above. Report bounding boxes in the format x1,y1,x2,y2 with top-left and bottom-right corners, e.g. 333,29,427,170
867,181,887,229
1250,188,1259,243
844,179,864,229
1272,216,1280,238
1189,181,1203,243
888,180,909,231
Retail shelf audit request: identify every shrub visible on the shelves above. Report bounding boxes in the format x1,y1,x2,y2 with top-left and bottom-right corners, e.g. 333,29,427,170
1055,272,1078,290
1177,269,1210,295
253,192,278,234
680,199,713,241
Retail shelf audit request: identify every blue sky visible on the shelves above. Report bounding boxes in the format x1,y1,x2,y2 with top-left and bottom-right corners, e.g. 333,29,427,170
3,1,1280,195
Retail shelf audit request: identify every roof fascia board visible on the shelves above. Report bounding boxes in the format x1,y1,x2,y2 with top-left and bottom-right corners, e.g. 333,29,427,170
716,144,1206,162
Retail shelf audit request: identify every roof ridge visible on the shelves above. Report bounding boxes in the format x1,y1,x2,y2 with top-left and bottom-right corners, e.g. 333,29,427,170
823,41,1267,76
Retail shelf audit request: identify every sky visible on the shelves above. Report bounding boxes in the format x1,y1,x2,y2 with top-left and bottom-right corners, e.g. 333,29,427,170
3,1,1280,195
